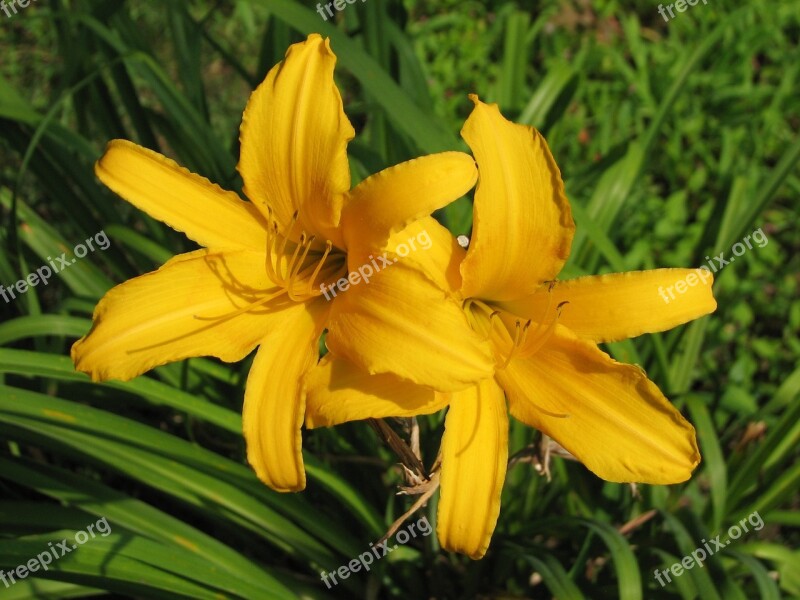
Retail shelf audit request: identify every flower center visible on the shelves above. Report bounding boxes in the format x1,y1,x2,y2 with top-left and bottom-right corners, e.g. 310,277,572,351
463,293,568,369
463,284,569,419
264,209,346,302
191,210,346,325
464,295,568,418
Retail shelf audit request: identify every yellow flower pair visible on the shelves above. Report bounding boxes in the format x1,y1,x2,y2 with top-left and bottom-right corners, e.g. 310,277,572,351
72,34,716,559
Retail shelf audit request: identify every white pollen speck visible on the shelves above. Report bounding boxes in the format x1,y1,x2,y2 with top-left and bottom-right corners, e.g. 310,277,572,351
456,235,470,248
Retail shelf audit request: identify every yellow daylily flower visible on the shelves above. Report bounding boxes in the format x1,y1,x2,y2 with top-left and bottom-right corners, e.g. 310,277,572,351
305,95,717,557
71,34,493,493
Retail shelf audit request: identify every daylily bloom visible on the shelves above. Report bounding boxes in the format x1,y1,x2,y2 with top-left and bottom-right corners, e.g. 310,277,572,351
71,34,491,492
305,95,717,557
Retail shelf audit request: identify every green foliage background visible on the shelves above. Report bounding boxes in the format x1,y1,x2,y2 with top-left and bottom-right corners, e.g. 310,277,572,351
1,0,798,598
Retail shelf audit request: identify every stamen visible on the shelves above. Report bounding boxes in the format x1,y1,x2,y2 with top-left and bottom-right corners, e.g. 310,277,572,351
288,209,300,230
305,240,333,293
485,310,502,341
284,232,306,282
519,320,533,347
271,210,299,283
518,301,568,359
522,284,555,345
264,222,280,284
494,287,568,367
500,319,523,369
287,234,315,301
261,209,343,302
275,223,290,275
464,299,498,339
490,312,568,419
463,285,570,420
182,209,343,339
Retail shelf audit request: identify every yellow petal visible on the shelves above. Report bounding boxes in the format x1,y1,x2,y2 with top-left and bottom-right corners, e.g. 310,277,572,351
437,378,507,559
499,269,717,343
325,263,494,392
243,300,327,492
348,217,466,297
460,96,574,301
71,249,291,381
95,140,266,251
238,34,353,247
341,152,477,250
496,326,700,484
304,354,448,428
